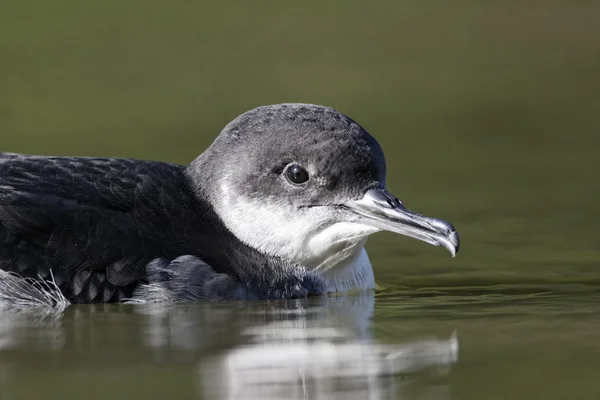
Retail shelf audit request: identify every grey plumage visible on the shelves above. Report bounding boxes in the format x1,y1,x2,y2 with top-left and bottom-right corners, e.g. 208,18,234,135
189,104,386,207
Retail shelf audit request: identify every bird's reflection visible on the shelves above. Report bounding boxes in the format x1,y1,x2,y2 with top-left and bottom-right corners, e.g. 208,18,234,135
189,294,458,400
136,293,376,355
0,294,458,399
0,304,67,351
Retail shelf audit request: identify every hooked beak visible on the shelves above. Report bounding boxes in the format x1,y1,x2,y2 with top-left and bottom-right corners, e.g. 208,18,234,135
345,187,460,257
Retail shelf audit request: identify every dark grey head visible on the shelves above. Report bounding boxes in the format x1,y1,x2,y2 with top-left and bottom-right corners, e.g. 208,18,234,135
188,104,459,291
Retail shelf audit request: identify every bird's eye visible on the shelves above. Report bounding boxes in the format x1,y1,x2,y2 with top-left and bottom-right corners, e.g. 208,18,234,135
285,164,309,184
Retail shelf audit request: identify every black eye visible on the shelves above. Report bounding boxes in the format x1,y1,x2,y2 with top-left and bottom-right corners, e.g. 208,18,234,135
285,164,309,184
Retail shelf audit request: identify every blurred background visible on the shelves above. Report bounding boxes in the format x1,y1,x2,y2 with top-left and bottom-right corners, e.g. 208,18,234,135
1,2,599,399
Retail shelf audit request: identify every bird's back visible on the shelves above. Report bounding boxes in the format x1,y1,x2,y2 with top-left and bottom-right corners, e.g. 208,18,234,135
0,153,202,303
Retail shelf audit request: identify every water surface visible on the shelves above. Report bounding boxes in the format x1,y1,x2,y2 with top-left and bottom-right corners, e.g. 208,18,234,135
1,288,598,399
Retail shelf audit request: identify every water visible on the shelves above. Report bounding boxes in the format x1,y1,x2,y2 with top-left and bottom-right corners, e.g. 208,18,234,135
2,231,597,400
0,289,598,399
1,1,600,398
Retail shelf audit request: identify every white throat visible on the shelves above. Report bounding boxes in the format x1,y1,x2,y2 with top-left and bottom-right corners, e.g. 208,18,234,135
319,246,375,293
212,188,378,293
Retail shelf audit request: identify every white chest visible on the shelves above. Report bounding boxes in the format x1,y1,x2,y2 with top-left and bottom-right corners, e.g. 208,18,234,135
318,248,375,293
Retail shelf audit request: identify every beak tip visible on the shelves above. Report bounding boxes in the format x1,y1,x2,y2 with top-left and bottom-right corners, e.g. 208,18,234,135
449,230,460,257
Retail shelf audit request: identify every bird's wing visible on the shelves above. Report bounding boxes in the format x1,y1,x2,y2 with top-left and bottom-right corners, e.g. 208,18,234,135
129,256,256,302
0,153,187,302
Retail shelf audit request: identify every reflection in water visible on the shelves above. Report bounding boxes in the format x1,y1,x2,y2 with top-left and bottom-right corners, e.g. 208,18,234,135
200,295,457,400
0,304,66,351
135,294,459,398
0,294,458,399
199,322,457,400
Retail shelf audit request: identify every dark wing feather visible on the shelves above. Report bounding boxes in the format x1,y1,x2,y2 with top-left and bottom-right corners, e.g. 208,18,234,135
130,256,256,302
0,153,190,302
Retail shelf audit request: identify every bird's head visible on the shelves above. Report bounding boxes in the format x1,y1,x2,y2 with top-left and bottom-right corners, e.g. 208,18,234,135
188,104,459,276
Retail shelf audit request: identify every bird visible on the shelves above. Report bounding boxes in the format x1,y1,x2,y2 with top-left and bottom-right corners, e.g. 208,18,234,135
0,103,459,304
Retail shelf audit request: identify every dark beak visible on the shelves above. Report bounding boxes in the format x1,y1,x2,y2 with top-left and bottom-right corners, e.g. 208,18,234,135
345,187,460,257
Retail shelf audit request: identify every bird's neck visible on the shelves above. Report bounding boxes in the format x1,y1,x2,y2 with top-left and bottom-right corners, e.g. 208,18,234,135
316,247,375,293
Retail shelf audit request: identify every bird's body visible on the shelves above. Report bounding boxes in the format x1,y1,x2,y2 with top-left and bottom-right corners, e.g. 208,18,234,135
0,154,325,302
0,104,459,304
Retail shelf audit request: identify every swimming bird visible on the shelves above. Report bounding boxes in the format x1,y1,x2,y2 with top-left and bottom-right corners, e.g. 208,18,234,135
0,103,459,304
